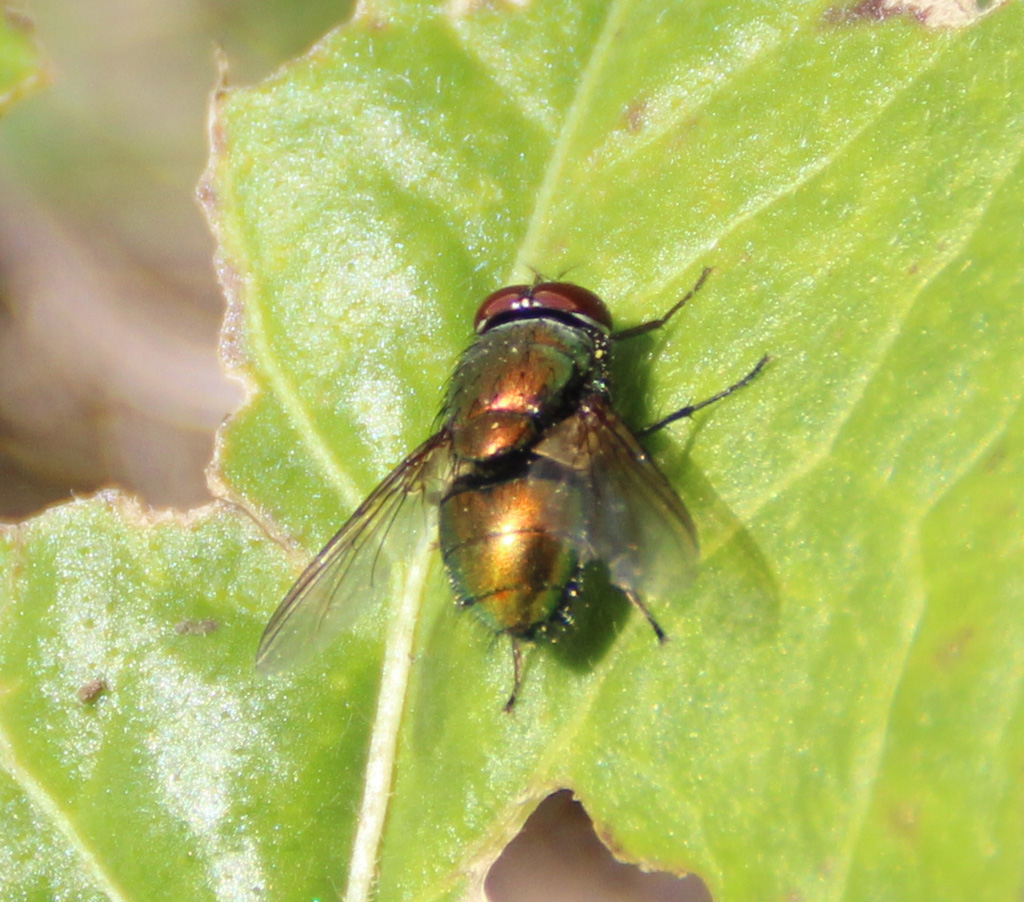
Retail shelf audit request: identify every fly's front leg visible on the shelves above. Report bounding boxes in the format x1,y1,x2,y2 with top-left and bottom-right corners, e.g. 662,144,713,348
612,266,768,434
638,354,769,437
612,267,713,341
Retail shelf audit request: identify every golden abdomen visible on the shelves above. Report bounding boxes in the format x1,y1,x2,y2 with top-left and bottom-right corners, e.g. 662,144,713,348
438,469,583,636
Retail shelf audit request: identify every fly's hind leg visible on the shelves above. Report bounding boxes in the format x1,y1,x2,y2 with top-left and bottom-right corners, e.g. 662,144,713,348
503,638,523,713
623,588,668,643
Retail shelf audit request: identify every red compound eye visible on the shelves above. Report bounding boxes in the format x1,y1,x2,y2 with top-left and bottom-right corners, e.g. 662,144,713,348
474,282,613,333
530,282,613,330
473,285,530,332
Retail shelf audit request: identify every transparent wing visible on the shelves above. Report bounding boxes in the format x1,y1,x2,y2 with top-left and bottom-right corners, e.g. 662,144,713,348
256,432,452,674
534,396,699,607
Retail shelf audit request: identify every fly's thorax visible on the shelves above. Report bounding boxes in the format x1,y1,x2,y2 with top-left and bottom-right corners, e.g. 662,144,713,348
438,464,585,637
445,317,610,463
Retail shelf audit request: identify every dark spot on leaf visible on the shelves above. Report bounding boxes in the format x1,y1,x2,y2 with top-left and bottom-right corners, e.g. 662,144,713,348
624,100,648,134
77,678,107,704
175,618,220,635
982,440,1007,472
888,800,920,838
935,626,974,668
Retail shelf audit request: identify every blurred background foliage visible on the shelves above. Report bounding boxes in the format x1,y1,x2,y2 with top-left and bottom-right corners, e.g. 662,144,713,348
0,1,348,517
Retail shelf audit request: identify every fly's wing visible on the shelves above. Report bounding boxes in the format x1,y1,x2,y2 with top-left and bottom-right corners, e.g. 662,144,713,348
534,396,699,609
256,432,452,674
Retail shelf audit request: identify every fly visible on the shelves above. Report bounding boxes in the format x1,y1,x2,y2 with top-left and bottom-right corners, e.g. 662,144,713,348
257,267,767,709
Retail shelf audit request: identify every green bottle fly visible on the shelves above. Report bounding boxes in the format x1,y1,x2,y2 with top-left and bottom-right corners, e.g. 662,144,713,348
257,272,766,708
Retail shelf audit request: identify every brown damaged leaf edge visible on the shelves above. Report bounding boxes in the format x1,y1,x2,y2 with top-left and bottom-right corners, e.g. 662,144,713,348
823,0,1009,27
196,52,298,556
485,790,707,898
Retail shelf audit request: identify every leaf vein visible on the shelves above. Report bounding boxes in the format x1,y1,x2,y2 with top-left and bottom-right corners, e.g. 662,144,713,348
0,725,132,902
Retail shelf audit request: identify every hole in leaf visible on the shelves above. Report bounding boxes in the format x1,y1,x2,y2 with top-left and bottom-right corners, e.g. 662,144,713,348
486,790,712,902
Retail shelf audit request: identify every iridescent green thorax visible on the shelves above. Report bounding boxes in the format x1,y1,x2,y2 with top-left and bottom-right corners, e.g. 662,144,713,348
443,317,610,464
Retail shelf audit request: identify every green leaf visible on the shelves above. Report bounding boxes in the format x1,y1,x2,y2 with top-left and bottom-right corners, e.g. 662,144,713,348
0,496,374,901
2,0,1023,900
0,10,43,114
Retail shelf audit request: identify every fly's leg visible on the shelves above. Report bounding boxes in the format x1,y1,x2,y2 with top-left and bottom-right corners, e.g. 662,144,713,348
623,588,668,643
638,354,769,436
612,267,713,341
611,266,768,431
503,638,523,713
